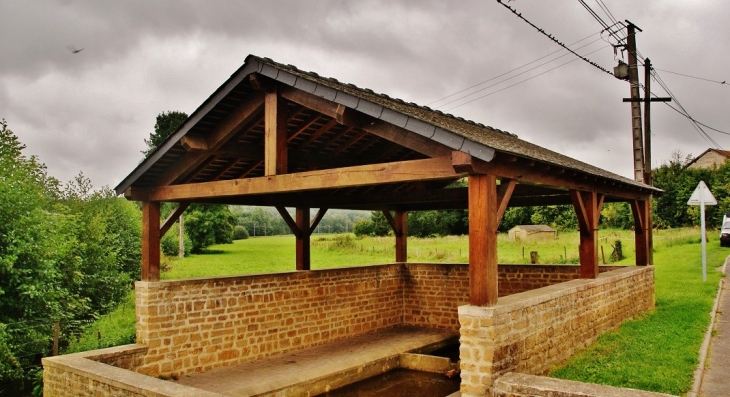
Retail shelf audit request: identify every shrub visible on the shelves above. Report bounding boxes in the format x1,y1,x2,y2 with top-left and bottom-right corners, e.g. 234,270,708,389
233,225,249,240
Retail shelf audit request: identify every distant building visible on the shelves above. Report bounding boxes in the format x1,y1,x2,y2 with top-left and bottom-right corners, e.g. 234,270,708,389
508,225,557,242
686,149,730,170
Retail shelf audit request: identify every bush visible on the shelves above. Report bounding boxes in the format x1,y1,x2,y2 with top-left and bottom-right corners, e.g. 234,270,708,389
233,225,249,240
160,224,191,257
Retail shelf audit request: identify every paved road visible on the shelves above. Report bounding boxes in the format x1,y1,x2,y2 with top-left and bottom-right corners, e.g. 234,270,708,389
699,264,730,397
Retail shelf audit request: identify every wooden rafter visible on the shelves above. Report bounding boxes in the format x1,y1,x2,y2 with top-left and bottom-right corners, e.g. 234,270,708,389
153,93,264,186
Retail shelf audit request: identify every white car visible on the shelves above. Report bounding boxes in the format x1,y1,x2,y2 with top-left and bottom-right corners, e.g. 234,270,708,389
721,214,730,247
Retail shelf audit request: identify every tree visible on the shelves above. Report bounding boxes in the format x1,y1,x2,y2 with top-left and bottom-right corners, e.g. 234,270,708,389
183,204,237,253
142,111,188,157
0,120,144,394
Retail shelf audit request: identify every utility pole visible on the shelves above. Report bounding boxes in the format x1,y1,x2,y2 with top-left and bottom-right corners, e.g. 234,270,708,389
643,58,653,185
626,21,645,183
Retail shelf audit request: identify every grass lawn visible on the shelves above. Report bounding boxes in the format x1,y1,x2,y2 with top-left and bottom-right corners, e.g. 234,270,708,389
550,234,725,395
67,227,723,396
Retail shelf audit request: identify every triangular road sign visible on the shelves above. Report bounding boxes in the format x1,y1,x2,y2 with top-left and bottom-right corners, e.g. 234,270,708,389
687,181,717,205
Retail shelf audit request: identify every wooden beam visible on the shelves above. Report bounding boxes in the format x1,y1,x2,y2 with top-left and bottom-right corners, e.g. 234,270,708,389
296,207,311,270
279,85,452,158
276,206,301,238
133,156,463,202
153,93,264,186
265,89,287,176
569,190,602,278
141,201,161,282
310,208,328,235
160,202,190,238
382,210,397,231
631,199,650,266
395,210,408,262
468,173,498,306
452,152,654,201
363,119,453,158
180,135,208,151
496,179,516,225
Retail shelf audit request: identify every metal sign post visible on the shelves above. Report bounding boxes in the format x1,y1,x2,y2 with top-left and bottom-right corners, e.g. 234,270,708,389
687,181,717,282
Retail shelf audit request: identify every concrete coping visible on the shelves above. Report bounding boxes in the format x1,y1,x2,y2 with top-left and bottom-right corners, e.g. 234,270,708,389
43,345,222,397
494,372,675,397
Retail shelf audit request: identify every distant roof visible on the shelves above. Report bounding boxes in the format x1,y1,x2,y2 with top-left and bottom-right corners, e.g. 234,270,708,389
685,148,730,169
115,54,660,209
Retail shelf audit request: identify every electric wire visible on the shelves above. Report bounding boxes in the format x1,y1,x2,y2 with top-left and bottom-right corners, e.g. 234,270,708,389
427,30,602,106
435,37,607,109
495,0,615,77
444,45,609,112
649,70,724,148
653,68,727,86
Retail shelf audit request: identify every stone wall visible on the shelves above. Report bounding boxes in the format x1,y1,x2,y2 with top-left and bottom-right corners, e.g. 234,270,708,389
458,266,655,397
135,265,404,378
42,345,222,397
401,264,619,331
133,263,625,379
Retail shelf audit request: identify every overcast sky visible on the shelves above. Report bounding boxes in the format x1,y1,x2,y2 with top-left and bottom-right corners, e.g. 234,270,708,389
1,0,728,189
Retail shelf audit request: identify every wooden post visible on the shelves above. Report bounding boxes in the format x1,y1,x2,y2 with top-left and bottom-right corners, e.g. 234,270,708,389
395,210,407,262
52,321,59,356
141,201,161,281
631,199,650,266
570,190,602,278
265,88,287,176
178,213,184,259
296,207,310,270
468,174,498,306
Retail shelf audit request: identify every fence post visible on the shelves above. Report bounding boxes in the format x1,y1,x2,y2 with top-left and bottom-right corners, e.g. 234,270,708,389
53,321,59,356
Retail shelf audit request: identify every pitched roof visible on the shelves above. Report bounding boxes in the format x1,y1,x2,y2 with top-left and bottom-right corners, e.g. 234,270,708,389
115,54,660,206
685,148,730,169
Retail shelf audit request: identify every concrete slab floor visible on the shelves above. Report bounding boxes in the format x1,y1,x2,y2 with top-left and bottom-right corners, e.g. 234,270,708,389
173,326,458,396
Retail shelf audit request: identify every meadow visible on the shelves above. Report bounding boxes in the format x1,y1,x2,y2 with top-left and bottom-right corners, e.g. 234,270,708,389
67,227,724,395
161,227,699,279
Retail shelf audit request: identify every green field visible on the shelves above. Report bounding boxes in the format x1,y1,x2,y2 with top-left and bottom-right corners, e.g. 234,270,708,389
161,228,701,279
68,227,724,396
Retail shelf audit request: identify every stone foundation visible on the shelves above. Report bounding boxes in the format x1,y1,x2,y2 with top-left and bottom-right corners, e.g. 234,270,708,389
458,266,655,396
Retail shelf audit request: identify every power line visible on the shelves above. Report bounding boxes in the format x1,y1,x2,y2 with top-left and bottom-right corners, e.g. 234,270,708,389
445,45,609,112
653,68,727,86
649,70,724,148
427,31,602,106
435,37,607,109
496,0,616,78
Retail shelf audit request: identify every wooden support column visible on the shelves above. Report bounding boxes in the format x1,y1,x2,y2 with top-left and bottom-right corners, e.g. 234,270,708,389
265,88,287,176
468,174,499,306
296,208,310,270
141,201,161,282
382,210,408,262
631,199,650,266
570,190,604,278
